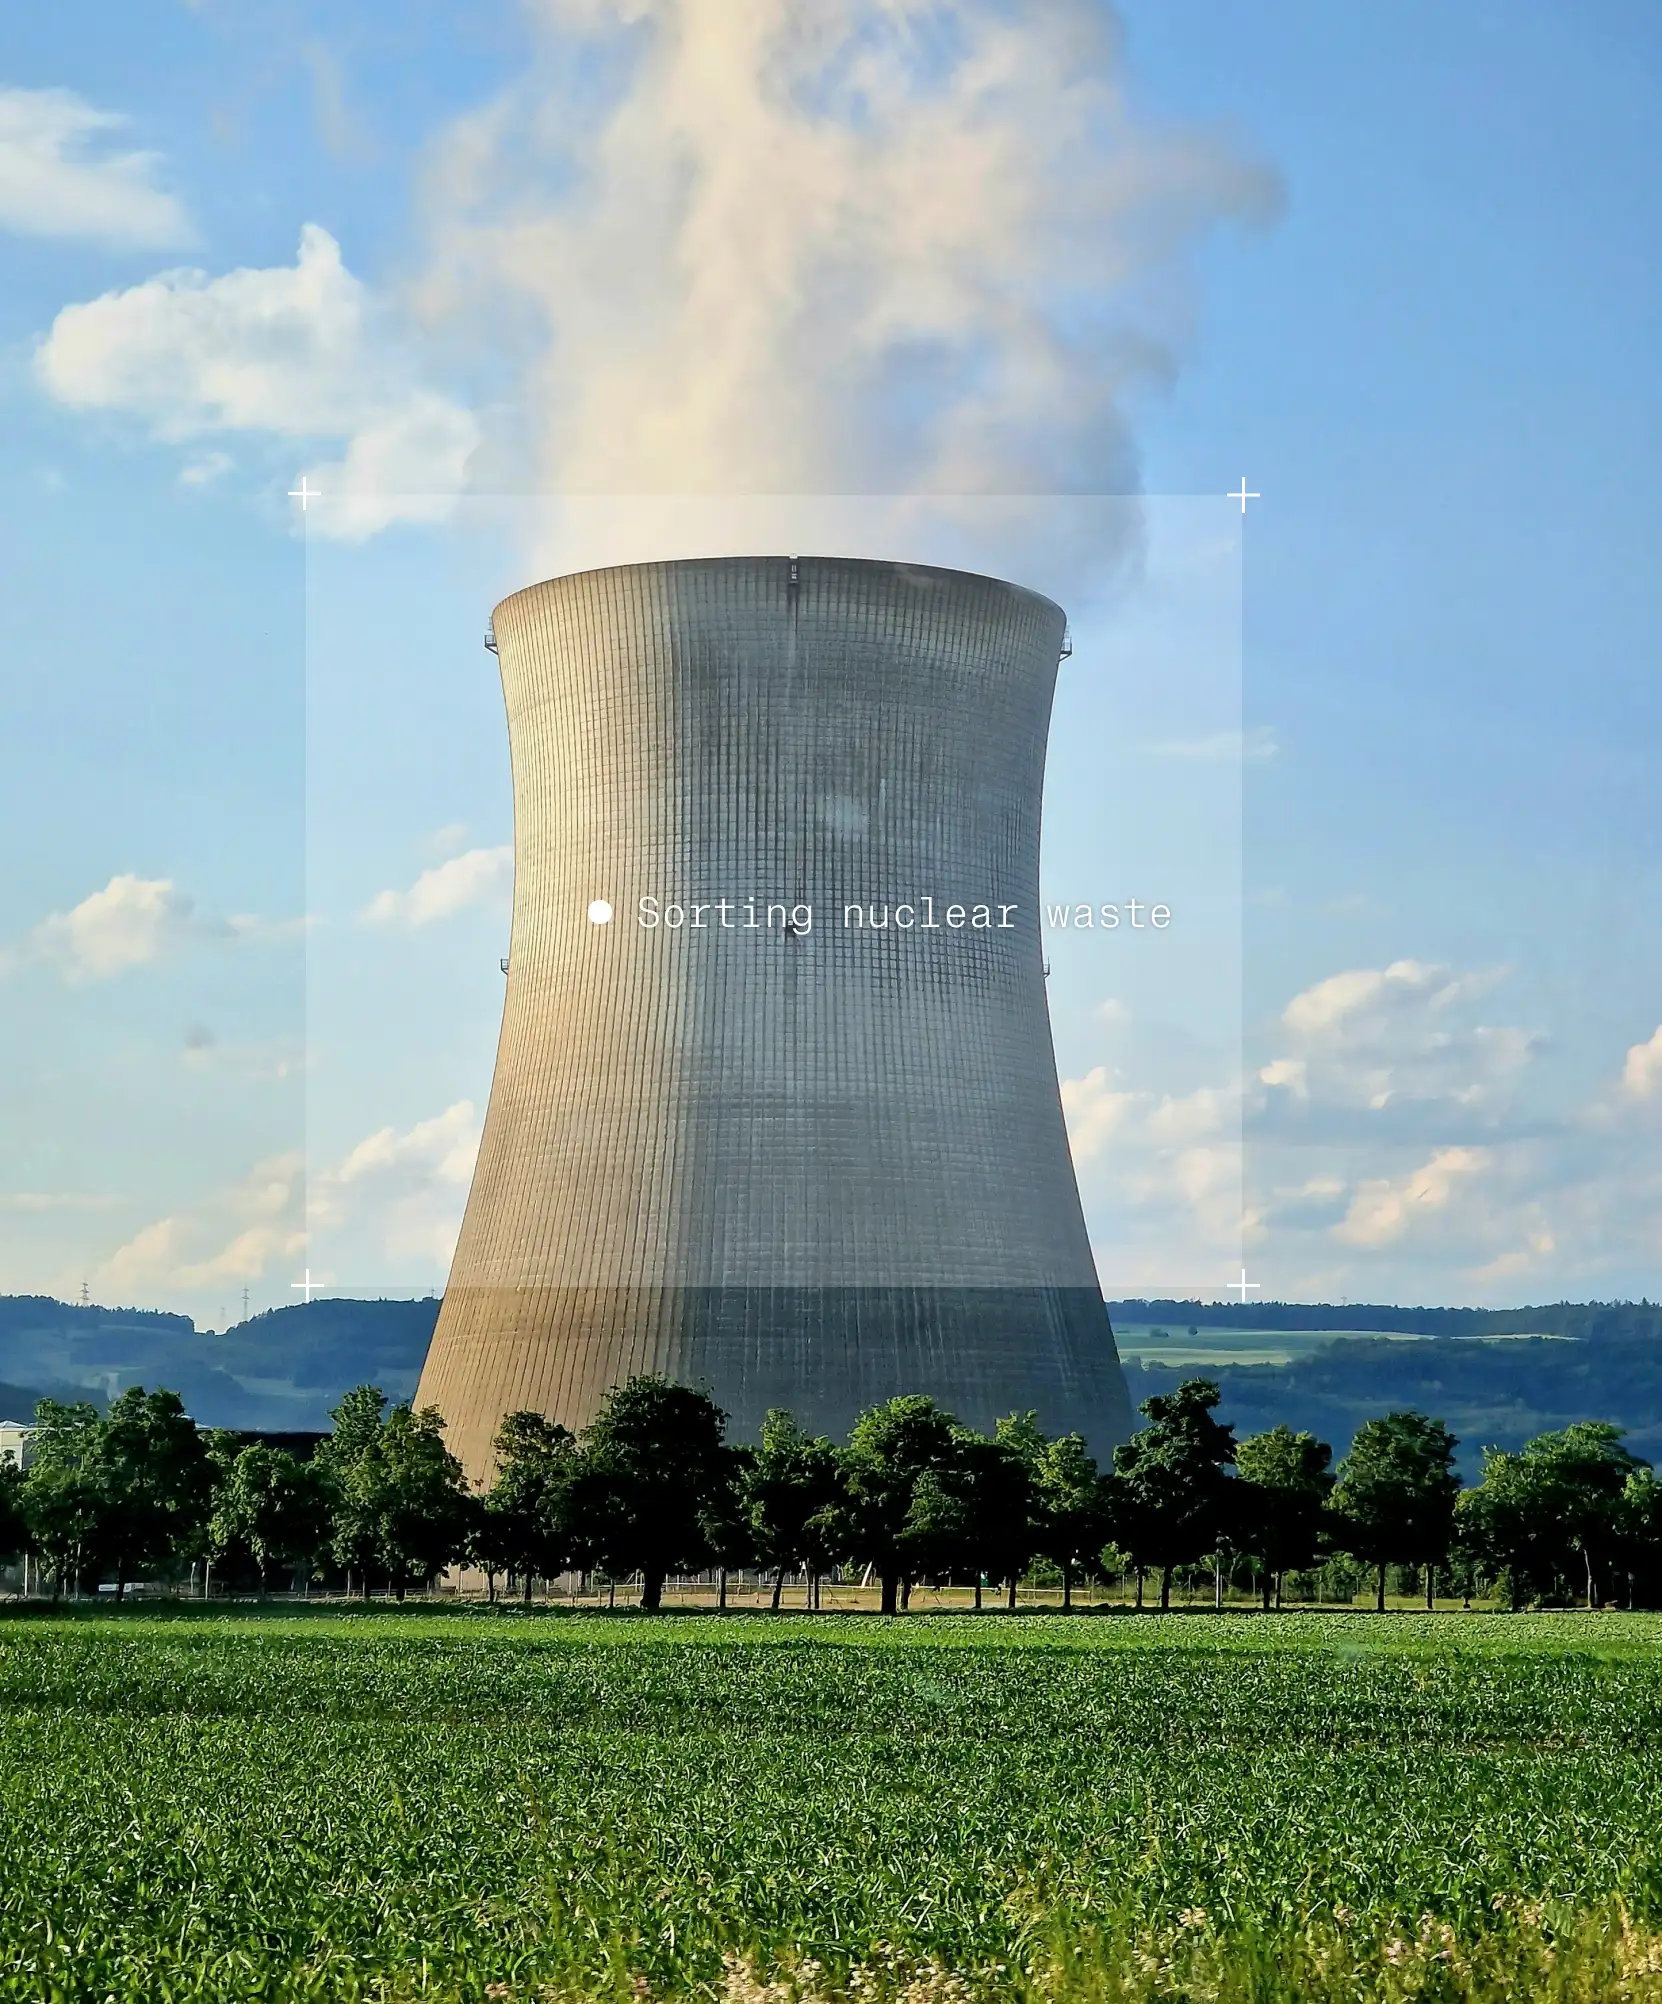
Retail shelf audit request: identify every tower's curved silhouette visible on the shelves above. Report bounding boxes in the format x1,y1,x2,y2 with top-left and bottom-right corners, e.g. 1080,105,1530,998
416,556,1131,1477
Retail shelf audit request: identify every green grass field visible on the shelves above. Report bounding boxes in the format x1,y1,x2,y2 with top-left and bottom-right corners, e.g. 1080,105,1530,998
2,1607,1661,2001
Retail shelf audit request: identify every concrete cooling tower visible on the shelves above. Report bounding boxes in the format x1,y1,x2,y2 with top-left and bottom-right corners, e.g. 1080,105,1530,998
416,555,1132,1478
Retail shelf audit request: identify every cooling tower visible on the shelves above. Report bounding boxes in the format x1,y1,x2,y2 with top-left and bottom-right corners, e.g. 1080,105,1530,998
416,556,1132,1477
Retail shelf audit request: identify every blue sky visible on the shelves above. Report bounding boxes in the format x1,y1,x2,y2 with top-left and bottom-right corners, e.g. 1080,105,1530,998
0,0,1658,1320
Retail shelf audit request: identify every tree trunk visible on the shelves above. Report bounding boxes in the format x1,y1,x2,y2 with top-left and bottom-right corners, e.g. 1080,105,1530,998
771,1567,785,1612
608,1579,616,1609
1134,1566,1144,1610
1585,1548,1596,1610
1159,1565,1172,1612
1275,1570,1284,1611
880,1571,898,1616
1260,1566,1272,1611
1426,1565,1436,1611
1214,1558,1223,1609
1007,1576,1018,1611
1062,1561,1073,1613
973,1576,983,1611
523,1570,534,1607
1376,1562,1387,1613
718,1567,728,1611
640,1567,664,1612
900,1578,912,1610
116,1569,126,1602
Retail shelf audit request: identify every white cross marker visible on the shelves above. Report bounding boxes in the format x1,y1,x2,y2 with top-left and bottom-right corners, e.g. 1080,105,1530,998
288,476,322,512
1228,478,1260,514
290,1268,321,1302
1228,1266,1261,1304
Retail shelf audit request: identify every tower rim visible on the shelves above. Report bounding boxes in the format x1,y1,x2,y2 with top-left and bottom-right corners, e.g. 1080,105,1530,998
490,553,1065,633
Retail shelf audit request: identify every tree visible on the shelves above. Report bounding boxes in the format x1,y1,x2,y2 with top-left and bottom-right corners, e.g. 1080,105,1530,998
97,1387,212,1596
20,1400,111,1597
1110,1379,1236,1610
1459,1422,1646,1609
838,1396,961,1614
574,1376,728,1611
357,1405,472,1598
1621,1468,1662,1609
962,1422,1041,1610
316,1386,390,1594
483,1411,581,1603
1328,1411,1460,1611
1235,1426,1335,1608
320,1389,470,1598
0,1455,23,1570
209,1444,329,1596
744,1410,844,1609
700,1443,757,1609
1033,1432,1106,1612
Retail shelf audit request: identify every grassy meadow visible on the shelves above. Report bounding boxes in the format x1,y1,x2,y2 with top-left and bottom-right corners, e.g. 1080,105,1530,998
2,1606,1661,2000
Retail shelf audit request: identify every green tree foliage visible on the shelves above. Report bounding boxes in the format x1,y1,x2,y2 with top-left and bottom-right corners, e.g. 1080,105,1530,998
1032,1432,1106,1612
838,1395,961,1614
743,1411,842,1608
483,1411,582,1602
1622,1469,1662,1608
575,1376,729,1610
209,1444,329,1595
699,1443,757,1609
956,1422,1041,1610
1109,1378,1236,1610
21,1400,111,1595
1459,1422,1647,1608
0,1453,23,1565
1235,1425,1335,1608
319,1388,470,1598
98,1387,212,1596
1329,1410,1461,1611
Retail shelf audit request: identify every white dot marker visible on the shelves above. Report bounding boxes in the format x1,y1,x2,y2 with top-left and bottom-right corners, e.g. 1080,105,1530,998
588,899,614,925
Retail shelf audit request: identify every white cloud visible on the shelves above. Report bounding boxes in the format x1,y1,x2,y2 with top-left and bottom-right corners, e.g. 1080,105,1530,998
14,872,291,981
1259,960,1536,1125
35,223,476,536
0,86,194,248
360,845,513,927
91,1152,306,1301
311,1101,480,1271
28,873,196,980
1332,1145,1490,1250
1062,1065,1244,1292
416,0,1278,540
1621,1024,1662,1101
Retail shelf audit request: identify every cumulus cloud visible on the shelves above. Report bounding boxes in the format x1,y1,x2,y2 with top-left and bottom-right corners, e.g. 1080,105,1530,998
28,874,198,980
35,223,476,537
1062,1061,1244,1293
92,1152,307,1300
310,1101,480,1271
1331,1145,1491,1250
0,86,194,248
1621,1024,1662,1102
417,0,1278,553
87,1103,480,1307
360,845,513,927
14,873,290,981
1256,959,1539,1133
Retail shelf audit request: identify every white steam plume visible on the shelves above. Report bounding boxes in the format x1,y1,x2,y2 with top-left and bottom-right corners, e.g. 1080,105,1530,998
416,0,1278,570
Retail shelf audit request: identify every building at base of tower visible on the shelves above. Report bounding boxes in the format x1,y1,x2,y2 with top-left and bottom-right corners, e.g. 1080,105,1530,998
415,556,1132,1479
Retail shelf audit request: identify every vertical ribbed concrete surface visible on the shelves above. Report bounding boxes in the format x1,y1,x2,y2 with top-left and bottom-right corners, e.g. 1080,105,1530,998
416,556,1131,1478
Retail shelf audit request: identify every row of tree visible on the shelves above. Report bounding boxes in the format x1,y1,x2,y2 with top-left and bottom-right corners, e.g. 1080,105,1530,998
4,1377,1661,1611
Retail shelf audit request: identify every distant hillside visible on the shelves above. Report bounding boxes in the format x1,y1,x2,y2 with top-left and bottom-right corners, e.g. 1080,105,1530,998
3,1291,1658,1464
1108,1299,1662,1341
1129,1332,1662,1477
0,1295,437,1429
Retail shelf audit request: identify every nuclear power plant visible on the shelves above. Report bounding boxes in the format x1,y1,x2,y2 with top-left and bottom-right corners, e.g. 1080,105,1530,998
415,556,1132,1478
